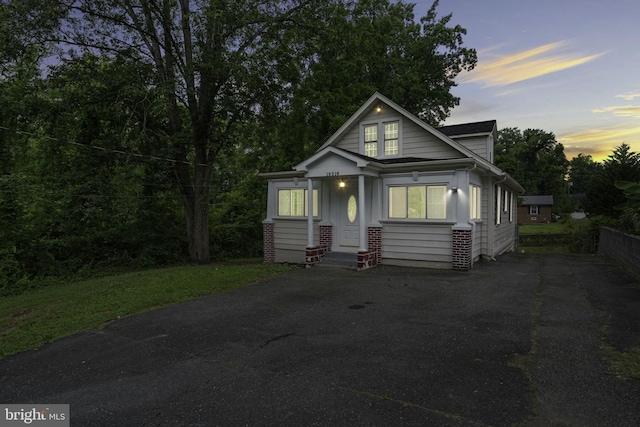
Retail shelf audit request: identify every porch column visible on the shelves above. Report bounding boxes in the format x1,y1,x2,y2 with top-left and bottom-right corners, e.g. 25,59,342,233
358,174,367,252
307,177,314,247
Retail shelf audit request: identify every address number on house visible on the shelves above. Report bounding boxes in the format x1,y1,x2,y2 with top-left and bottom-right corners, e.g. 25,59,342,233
326,171,340,176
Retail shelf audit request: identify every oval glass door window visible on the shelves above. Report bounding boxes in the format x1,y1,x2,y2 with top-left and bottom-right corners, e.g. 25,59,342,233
347,195,357,223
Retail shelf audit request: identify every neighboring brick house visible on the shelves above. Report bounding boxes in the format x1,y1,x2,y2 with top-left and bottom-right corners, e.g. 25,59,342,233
518,195,554,223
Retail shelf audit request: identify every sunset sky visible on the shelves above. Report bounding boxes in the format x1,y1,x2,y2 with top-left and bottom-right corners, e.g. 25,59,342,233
415,0,640,161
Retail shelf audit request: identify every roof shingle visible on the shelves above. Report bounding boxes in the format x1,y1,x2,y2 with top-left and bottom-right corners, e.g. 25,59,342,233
437,120,496,137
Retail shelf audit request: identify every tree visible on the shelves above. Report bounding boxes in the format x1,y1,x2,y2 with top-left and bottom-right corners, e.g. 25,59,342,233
568,153,601,210
585,144,640,218
495,128,571,214
4,0,330,263
3,0,478,267
271,0,477,166
568,153,601,195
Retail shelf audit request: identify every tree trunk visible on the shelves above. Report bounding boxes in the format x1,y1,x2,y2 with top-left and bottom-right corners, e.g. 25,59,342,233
174,145,213,264
184,194,211,264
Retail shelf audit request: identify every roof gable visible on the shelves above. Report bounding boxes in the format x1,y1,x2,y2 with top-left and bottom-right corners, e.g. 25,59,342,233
294,146,382,178
318,92,494,168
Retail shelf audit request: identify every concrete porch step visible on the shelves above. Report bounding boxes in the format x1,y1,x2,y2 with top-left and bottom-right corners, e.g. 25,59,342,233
318,251,358,269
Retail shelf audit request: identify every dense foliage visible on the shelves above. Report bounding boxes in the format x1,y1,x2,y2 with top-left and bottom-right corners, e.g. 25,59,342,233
0,0,477,294
495,129,640,235
495,127,573,214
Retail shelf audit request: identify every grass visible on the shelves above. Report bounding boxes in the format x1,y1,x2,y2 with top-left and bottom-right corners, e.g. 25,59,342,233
602,344,640,380
0,260,295,359
518,246,571,255
519,222,569,234
518,219,593,254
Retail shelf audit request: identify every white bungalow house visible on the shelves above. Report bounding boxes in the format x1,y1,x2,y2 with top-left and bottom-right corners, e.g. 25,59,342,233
261,93,524,270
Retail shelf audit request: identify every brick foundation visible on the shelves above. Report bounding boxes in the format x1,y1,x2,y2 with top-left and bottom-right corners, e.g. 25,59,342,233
356,226,383,271
320,225,333,250
357,250,377,270
368,226,383,266
263,222,275,263
306,246,328,268
452,228,472,270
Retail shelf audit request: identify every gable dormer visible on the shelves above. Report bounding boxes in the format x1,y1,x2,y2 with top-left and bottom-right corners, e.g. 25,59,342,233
318,93,500,169
437,120,497,163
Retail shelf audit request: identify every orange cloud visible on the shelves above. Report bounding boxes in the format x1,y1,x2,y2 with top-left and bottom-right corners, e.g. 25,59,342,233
592,105,640,118
460,41,603,88
559,125,640,161
616,92,640,101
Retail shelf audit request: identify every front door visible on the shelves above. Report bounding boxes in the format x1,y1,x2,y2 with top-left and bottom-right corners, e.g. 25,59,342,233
337,190,359,250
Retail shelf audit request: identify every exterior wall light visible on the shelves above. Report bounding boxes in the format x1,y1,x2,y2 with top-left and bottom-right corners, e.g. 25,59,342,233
376,105,383,113
451,186,458,192
339,180,346,188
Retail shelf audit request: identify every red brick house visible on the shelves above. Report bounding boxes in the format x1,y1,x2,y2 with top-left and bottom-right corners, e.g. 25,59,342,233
518,195,554,223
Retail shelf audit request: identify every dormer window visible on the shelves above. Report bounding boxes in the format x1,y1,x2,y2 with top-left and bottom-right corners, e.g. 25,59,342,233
361,119,401,158
364,124,378,157
384,122,399,156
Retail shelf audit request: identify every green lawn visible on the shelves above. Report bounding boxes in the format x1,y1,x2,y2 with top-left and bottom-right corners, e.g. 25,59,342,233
0,261,295,359
519,222,570,254
519,222,569,234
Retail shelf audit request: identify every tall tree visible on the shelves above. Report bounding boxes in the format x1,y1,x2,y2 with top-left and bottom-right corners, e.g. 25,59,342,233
6,0,329,263
568,153,601,196
266,0,477,168
495,128,570,194
585,143,640,218
3,0,478,266
495,127,571,213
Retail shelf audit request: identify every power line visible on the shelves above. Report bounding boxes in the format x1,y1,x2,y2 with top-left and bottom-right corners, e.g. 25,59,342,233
0,125,210,167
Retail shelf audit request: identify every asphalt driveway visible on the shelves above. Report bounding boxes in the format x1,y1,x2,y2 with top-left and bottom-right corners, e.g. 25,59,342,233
1,253,639,426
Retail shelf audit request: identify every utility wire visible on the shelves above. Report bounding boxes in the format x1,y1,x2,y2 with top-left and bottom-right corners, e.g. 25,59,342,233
0,125,210,167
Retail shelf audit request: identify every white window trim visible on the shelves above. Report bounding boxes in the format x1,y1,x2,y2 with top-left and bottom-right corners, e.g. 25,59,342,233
496,185,501,225
276,188,319,218
469,185,482,220
387,184,447,220
360,117,403,159
529,205,539,215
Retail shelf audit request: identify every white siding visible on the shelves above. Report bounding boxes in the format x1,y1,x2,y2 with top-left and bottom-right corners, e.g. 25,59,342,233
273,220,319,263
335,125,359,152
381,223,452,266
472,222,483,261
360,102,401,123
452,136,489,161
403,119,462,159
493,189,517,255
333,102,464,159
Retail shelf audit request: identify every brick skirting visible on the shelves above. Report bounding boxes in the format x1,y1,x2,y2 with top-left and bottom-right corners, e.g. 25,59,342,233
368,226,382,266
452,228,472,270
357,250,376,270
263,222,275,263
320,225,333,250
306,245,328,267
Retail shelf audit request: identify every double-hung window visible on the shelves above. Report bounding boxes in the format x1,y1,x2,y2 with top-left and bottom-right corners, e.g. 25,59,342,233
529,205,539,215
278,189,318,217
364,125,378,157
384,122,399,156
362,120,400,158
388,185,446,219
